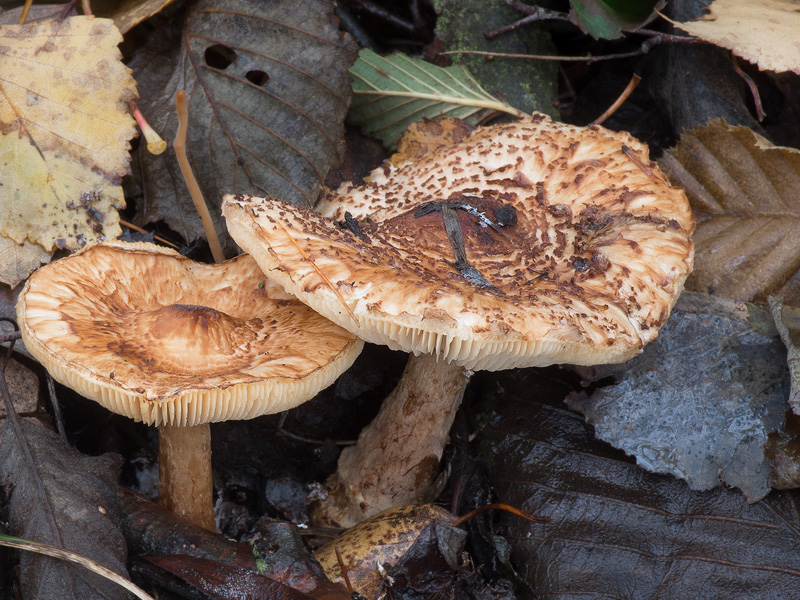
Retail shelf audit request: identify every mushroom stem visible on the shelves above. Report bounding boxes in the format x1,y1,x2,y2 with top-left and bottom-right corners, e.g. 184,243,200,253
158,423,216,531
315,353,470,528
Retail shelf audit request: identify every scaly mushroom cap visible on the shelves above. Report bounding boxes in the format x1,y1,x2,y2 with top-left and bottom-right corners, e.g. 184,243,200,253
223,114,694,371
17,241,363,425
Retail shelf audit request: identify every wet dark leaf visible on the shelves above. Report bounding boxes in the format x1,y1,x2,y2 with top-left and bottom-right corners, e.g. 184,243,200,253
483,380,800,598
130,0,357,250
144,555,316,600
0,419,129,600
119,488,347,597
644,0,763,137
567,293,787,501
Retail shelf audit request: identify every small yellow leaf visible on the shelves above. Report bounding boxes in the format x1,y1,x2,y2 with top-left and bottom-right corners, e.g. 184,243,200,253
0,16,137,252
675,0,800,75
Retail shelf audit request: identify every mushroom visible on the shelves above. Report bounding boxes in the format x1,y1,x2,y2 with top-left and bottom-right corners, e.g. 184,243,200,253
222,114,695,527
16,241,363,529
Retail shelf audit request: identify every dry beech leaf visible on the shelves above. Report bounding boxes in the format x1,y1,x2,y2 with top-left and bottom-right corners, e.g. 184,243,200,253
131,0,357,251
659,120,800,301
0,237,50,287
0,16,137,253
483,377,800,598
675,0,800,75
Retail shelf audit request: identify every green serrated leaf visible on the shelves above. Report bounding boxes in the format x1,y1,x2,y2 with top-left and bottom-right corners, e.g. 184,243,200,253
349,48,525,149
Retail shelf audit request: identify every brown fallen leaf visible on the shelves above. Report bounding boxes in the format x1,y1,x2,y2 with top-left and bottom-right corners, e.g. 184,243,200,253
0,16,137,254
482,371,800,597
659,119,800,302
314,504,466,600
674,0,800,75
0,237,50,288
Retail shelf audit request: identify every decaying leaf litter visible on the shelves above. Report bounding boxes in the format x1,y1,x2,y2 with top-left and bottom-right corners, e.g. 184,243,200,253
3,0,800,598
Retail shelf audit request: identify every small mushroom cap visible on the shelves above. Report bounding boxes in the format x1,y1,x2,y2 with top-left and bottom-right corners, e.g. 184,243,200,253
17,241,363,426
223,114,694,371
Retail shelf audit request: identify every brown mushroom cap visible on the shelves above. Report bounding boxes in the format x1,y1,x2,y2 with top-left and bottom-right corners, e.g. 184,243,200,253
17,241,363,426
223,114,694,371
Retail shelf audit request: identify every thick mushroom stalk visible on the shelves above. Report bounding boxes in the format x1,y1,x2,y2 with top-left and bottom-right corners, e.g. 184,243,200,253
317,354,469,526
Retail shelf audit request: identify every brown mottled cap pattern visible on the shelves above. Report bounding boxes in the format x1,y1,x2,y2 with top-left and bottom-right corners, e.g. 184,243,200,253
223,114,694,371
16,241,363,426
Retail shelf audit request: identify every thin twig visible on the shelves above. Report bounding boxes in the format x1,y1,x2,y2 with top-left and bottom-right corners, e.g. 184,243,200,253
46,374,68,443
276,411,356,446
592,73,641,125
451,503,550,528
174,90,225,264
341,0,416,34
80,0,91,15
484,1,569,40
0,331,21,344
118,219,179,249
732,56,765,122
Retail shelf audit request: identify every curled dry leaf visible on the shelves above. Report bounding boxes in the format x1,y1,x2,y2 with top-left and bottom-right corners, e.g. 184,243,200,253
131,0,357,250
314,505,465,600
0,16,137,254
659,119,800,302
675,0,800,75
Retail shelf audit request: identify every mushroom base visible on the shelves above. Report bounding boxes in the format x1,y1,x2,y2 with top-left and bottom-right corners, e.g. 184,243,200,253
158,422,216,531
312,353,470,528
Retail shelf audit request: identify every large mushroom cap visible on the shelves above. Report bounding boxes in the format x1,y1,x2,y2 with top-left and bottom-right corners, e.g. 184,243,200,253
223,114,694,371
17,241,363,426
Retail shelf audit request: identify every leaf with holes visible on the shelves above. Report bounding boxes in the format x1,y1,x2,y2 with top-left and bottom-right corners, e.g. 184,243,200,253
130,0,357,251
348,48,526,149
659,120,800,302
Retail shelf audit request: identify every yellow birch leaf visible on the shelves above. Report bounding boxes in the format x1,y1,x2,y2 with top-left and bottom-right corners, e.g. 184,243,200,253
675,0,800,75
0,16,137,252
